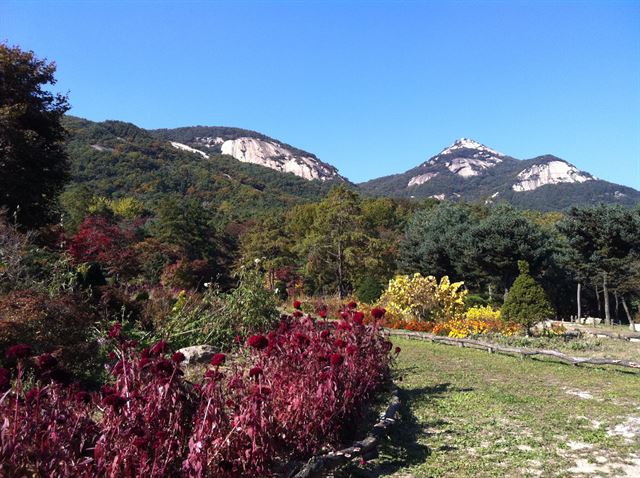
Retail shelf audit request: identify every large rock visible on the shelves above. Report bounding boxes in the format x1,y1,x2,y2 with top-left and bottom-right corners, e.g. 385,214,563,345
176,345,217,365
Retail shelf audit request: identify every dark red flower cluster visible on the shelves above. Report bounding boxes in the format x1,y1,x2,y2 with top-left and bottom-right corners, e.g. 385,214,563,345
247,334,269,350
36,353,57,369
371,307,386,319
6,343,32,360
0,304,395,478
210,353,226,367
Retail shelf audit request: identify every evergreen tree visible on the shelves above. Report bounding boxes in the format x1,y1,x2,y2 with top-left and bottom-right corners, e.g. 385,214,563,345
501,261,554,335
0,44,70,228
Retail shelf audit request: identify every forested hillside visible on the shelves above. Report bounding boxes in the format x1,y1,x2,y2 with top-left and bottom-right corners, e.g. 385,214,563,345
62,116,342,225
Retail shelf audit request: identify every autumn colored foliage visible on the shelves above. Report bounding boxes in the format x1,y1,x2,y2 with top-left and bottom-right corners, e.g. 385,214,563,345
0,304,394,477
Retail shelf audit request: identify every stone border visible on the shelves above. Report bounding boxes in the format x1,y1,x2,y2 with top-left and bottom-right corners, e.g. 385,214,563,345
290,388,401,478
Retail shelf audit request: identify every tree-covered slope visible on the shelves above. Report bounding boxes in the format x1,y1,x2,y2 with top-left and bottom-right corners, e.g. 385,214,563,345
63,116,343,222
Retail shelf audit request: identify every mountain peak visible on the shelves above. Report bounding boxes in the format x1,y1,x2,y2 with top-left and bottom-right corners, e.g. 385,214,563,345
438,138,504,158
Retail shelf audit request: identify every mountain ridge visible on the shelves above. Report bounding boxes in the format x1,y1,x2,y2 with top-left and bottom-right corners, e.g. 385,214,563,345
359,138,639,210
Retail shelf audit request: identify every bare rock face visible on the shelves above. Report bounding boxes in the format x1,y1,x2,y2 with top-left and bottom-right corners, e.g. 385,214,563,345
219,137,339,181
427,138,505,178
512,160,594,192
170,141,209,159
176,345,217,365
408,172,437,187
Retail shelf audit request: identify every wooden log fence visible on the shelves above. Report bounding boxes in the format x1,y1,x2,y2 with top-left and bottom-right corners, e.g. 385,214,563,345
384,329,640,370
291,388,401,478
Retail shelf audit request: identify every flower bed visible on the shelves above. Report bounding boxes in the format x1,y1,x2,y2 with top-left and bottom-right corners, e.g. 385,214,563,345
0,303,395,477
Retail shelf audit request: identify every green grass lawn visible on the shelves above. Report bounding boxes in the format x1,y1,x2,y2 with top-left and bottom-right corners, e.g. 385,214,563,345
338,338,640,478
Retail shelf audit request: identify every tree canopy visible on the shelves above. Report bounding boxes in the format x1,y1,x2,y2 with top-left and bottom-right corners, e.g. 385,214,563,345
0,44,70,228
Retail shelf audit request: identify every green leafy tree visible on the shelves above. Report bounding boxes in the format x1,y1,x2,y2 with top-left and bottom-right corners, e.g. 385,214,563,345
400,202,479,280
501,261,554,335
557,205,640,325
464,204,552,299
0,44,70,228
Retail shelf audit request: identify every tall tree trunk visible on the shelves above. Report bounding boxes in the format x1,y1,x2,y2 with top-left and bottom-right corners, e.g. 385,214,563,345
595,284,601,319
603,274,611,326
337,240,345,299
621,296,636,332
576,282,582,324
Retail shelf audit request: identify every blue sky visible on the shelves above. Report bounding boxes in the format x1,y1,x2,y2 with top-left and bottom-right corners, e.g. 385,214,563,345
3,0,639,187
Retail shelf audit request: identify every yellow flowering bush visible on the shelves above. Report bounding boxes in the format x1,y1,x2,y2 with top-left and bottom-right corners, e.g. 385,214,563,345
465,305,501,322
432,305,520,338
378,273,467,327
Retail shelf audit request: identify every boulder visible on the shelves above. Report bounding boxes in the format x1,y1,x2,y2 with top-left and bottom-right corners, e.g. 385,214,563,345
176,345,217,365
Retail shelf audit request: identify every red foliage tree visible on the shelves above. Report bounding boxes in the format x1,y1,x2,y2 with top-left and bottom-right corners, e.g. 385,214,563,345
67,216,139,277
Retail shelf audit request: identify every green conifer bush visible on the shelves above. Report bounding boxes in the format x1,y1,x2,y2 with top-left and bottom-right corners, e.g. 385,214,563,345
501,261,554,335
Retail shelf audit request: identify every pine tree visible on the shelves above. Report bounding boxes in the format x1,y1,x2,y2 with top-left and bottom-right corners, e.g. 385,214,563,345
501,261,554,334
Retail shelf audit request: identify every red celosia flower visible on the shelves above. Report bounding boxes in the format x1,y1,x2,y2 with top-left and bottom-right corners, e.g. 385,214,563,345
293,310,303,318
152,359,174,376
149,340,168,356
247,334,269,350
320,329,331,339
333,339,346,348
111,360,124,376
346,345,358,355
294,333,310,347
205,369,224,381
395,346,401,354
25,388,42,403
353,311,365,325
140,347,151,358
249,366,263,378
329,353,344,366
210,353,226,367
133,436,148,448
6,343,32,359
318,309,328,319
74,391,91,404
102,394,126,408
293,300,302,310
139,357,151,368
371,307,386,319
101,385,116,396
123,339,138,349
347,301,357,309
172,352,186,364
36,353,58,369
108,323,122,338
336,320,351,331
108,351,117,360
0,367,10,392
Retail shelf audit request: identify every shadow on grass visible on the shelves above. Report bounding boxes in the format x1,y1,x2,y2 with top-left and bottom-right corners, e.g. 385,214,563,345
336,382,464,478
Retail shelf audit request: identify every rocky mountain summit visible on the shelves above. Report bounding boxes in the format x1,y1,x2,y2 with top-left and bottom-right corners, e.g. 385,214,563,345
360,138,639,210
155,126,341,181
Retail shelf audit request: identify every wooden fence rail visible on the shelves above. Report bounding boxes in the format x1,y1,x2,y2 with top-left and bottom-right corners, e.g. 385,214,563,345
384,329,640,370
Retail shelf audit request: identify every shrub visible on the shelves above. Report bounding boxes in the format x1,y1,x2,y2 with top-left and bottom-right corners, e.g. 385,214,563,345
67,216,139,279
355,275,385,304
501,261,554,335
0,306,394,477
377,273,467,327
0,290,100,382
159,268,279,350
